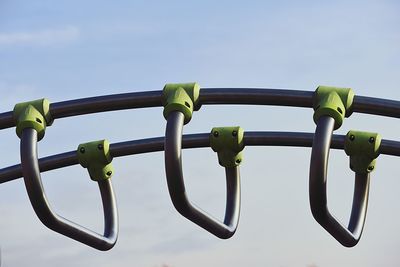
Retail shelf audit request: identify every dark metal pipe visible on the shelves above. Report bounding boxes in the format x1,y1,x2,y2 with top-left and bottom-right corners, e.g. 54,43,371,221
50,90,163,119
1,131,399,184
309,116,370,247
164,111,241,239
2,88,400,130
20,128,118,251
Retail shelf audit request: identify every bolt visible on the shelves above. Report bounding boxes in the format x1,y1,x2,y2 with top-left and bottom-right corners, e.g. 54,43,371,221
107,171,113,176
213,131,219,137
369,137,375,143
232,130,237,137
98,144,104,150
368,166,374,171
79,147,85,153
236,159,241,164
349,135,355,141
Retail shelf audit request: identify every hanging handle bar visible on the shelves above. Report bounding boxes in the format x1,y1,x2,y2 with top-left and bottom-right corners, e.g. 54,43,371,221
20,128,118,250
165,111,241,239
309,116,371,247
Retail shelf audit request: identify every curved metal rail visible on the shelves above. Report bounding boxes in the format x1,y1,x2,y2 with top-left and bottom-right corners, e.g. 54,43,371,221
1,88,400,130
310,117,369,247
20,128,118,251
2,131,399,184
165,111,241,239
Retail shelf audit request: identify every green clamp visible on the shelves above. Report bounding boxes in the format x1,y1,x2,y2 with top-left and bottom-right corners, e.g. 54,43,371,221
210,126,244,168
162,82,201,124
344,130,381,174
13,98,53,141
313,85,355,130
77,140,114,181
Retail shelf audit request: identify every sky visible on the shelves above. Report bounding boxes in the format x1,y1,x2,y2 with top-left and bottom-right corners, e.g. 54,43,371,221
0,1,400,266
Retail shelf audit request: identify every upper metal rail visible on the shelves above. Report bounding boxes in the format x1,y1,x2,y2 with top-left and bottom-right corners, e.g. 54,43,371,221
1,131,400,184
1,88,400,129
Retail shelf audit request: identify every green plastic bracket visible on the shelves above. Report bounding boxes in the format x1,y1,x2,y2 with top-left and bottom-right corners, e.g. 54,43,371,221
210,126,244,168
313,85,355,130
162,82,201,124
77,140,114,182
344,130,381,174
13,98,53,141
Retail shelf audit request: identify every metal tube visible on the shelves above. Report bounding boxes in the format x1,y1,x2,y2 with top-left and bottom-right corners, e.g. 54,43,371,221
50,90,163,119
20,128,118,251
164,111,241,239
1,131,399,185
353,95,400,118
2,88,400,130
199,88,314,107
309,116,370,247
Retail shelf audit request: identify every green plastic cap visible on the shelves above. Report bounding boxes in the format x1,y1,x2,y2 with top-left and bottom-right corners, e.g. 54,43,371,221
162,83,200,124
313,86,354,130
210,126,244,168
344,130,381,174
13,98,53,141
77,140,114,181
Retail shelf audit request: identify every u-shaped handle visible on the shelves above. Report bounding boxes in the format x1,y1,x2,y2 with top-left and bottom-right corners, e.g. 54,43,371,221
20,128,118,251
164,111,241,239
309,116,370,247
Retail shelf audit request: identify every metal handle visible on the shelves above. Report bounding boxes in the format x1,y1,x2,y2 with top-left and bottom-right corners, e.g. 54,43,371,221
20,128,119,251
165,111,240,239
309,116,370,247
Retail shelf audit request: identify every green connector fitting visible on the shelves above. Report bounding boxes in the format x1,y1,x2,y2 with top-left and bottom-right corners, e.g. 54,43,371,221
13,98,53,141
77,140,114,181
344,130,381,174
162,82,201,124
210,126,244,168
313,85,355,130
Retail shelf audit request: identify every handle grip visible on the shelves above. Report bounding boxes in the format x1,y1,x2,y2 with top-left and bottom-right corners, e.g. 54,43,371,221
309,116,370,247
20,128,118,251
164,111,240,239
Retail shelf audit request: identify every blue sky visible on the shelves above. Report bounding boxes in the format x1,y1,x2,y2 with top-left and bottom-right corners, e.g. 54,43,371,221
0,1,400,266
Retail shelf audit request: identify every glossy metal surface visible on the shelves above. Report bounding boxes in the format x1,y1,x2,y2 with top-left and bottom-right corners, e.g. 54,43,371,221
1,131,399,184
164,111,240,239
21,128,118,251
309,116,370,247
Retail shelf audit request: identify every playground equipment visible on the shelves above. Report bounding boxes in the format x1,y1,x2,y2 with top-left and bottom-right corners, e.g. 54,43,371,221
1,83,399,250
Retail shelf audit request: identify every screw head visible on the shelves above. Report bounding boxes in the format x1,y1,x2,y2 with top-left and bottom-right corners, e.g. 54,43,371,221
368,165,374,171
79,147,85,153
106,171,113,176
98,144,104,150
349,135,355,141
369,137,375,143
213,131,219,137
236,159,241,164
232,130,237,137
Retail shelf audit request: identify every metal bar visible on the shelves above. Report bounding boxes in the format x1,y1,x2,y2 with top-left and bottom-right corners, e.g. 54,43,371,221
199,88,314,107
21,128,118,251
353,95,400,118
50,90,163,119
309,116,369,247
164,111,240,239
1,131,398,185
2,88,400,130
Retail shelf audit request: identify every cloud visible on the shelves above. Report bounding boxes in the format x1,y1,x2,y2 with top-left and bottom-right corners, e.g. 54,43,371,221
0,26,80,46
